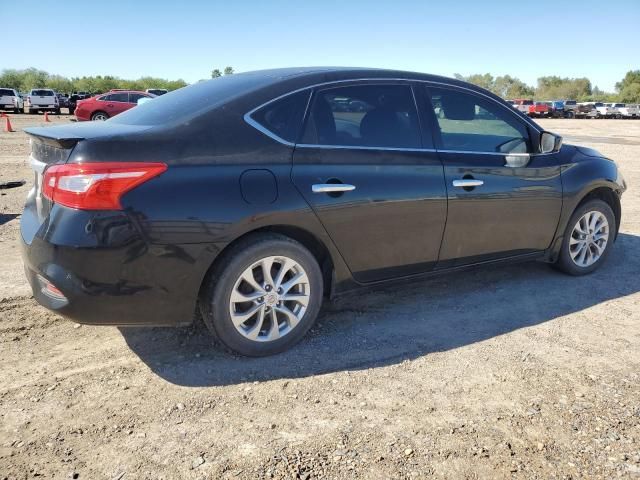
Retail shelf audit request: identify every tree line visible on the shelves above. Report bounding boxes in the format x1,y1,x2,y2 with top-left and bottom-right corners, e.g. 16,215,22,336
454,70,640,103
0,68,188,94
2,67,639,103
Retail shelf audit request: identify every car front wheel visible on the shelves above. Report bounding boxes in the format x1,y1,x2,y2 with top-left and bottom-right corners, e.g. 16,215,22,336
201,234,324,356
554,199,616,275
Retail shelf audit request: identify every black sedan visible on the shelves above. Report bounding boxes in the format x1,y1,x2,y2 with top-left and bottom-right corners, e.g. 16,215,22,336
21,68,626,356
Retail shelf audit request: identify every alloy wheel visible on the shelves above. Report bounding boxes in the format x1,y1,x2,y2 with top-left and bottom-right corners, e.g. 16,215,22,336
229,256,310,342
569,210,609,267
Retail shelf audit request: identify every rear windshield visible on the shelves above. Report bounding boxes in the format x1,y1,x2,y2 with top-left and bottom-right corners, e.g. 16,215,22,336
564,100,576,105
110,72,279,126
31,89,54,96
595,103,603,107
0,88,14,96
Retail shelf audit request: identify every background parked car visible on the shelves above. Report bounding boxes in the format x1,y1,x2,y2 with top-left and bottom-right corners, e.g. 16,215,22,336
25,89,59,114
74,90,155,121
146,88,168,96
576,103,599,119
607,102,639,119
562,100,578,117
529,101,549,118
511,98,533,115
56,93,69,109
0,87,23,113
592,102,616,118
67,92,92,115
544,100,565,118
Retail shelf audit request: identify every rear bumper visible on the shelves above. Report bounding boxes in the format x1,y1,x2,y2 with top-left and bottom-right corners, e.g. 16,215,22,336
20,205,223,327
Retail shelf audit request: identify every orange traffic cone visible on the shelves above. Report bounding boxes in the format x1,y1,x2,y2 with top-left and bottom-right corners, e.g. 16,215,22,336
1,113,14,132
44,111,51,122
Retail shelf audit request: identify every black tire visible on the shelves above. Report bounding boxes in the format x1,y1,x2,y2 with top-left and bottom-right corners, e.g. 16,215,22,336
13,107,20,114
91,111,109,121
54,108,61,115
553,199,616,276
200,234,324,356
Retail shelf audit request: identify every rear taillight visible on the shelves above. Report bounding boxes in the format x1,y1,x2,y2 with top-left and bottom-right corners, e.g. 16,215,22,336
42,162,167,210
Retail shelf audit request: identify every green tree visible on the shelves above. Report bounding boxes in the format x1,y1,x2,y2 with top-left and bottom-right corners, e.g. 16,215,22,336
615,70,640,103
223,66,234,75
0,68,188,94
453,73,534,99
211,69,222,78
535,76,592,101
493,75,534,99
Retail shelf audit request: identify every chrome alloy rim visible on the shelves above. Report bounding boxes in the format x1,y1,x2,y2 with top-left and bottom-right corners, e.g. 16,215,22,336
93,113,107,121
569,211,609,267
229,256,310,342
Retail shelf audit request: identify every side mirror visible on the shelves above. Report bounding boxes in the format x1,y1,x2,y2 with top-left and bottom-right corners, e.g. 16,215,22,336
540,131,563,153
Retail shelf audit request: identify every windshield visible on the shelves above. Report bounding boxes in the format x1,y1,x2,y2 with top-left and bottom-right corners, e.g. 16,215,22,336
111,72,281,126
31,89,54,96
0,89,14,96
565,100,576,105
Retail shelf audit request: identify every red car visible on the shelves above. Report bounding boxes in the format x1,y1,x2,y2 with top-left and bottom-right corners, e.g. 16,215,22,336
74,90,155,121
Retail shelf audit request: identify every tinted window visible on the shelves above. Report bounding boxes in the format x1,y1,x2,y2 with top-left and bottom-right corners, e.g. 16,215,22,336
428,87,530,154
565,100,577,105
250,90,309,143
129,93,148,104
108,93,129,102
32,89,54,96
0,89,14,96
301,84,421,149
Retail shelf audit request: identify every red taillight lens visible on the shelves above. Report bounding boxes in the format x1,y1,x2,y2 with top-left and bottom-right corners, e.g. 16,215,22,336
42,162,167,210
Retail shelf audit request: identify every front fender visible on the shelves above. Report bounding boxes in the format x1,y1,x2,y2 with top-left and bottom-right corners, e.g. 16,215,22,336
549,156,626,259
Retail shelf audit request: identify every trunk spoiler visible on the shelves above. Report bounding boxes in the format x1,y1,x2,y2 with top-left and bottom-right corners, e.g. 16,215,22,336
24,127,84,149
24,122,152,149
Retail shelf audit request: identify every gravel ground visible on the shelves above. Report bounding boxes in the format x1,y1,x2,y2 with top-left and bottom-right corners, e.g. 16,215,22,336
1,114,639,479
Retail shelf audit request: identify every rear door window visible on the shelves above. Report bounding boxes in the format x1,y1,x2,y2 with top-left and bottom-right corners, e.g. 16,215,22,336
108,93,130,102
250,90,310,143
301,84,421,149
129,93,148,104
427,87,530,154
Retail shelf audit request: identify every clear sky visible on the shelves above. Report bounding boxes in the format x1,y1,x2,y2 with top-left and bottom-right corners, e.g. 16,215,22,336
3,0,639,91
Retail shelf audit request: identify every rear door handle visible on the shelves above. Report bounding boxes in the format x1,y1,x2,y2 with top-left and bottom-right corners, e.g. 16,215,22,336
452,179,484,188
312,183,356,193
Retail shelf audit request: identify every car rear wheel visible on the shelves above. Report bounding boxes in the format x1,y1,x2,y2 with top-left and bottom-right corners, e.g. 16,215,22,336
91,111,109,121
554,199,615,275
13,107,20,114
200,234,324,356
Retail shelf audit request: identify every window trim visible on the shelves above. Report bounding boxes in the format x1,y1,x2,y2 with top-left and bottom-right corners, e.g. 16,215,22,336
244,78,544,153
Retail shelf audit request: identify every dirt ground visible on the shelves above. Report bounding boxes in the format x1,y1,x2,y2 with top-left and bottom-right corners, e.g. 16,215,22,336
1,114,639,479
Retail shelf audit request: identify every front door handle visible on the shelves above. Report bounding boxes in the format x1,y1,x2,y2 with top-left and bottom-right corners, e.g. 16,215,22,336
452,179,484,188
312,183,356,193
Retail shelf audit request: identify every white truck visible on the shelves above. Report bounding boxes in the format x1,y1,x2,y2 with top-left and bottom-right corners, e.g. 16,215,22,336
590,102,616,118
0,88,23,114
612,103,639,118
25,89,60,114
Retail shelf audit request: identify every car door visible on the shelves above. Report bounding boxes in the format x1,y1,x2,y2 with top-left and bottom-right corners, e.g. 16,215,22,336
291,82,447,283
423,85,563,268
97,92,128,116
